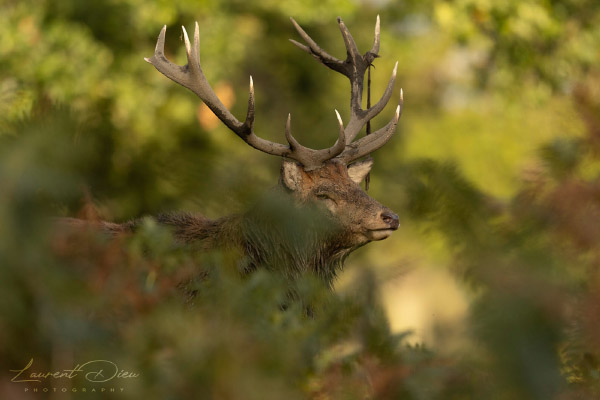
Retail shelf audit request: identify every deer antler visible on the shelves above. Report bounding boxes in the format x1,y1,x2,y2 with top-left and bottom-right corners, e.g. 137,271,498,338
146,18,402,170
145,22,346,170
290,16,403,162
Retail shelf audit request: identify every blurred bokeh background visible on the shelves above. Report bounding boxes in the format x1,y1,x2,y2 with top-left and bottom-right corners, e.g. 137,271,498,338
1,0,600,398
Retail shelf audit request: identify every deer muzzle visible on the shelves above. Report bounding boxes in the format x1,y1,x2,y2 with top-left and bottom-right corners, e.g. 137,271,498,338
365,210,399,241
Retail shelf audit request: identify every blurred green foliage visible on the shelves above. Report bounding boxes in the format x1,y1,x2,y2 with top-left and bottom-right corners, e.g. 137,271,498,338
2,0,600,398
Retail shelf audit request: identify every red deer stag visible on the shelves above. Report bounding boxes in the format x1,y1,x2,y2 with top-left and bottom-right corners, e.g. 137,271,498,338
63,16,403,286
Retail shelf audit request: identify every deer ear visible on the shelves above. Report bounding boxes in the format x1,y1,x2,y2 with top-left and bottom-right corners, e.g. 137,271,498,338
347,158,374,184
281,159,304,191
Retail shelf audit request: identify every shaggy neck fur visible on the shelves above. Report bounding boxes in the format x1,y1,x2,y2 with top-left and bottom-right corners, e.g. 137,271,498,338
154,186,359,287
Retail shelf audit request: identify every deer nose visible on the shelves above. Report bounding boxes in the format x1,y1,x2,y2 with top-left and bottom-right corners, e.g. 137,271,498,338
380,211,399,230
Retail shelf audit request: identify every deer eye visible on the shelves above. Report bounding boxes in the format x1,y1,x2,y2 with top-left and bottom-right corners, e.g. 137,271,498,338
316,193,332,201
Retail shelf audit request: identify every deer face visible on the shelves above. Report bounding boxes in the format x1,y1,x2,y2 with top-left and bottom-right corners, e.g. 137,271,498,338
280,159,399,247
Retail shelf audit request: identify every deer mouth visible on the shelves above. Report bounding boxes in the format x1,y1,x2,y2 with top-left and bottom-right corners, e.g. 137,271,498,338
367,228,397,241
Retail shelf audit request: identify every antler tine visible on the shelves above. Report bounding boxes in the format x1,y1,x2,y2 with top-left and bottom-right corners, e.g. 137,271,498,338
289,18,345,73
182,26,193,63
338,89,403,164
193,20,200,62
333,109,347,155
285,113,304,151
370,15,381,57
337,17,362,64
244,76,255,131
290,17,371,79
151,25,167,56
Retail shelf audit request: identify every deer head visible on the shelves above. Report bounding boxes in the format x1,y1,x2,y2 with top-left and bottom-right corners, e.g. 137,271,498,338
280,159,399,247
145,16,403,250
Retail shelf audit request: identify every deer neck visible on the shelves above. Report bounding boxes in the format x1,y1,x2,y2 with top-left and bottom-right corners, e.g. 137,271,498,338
239,187,353,285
